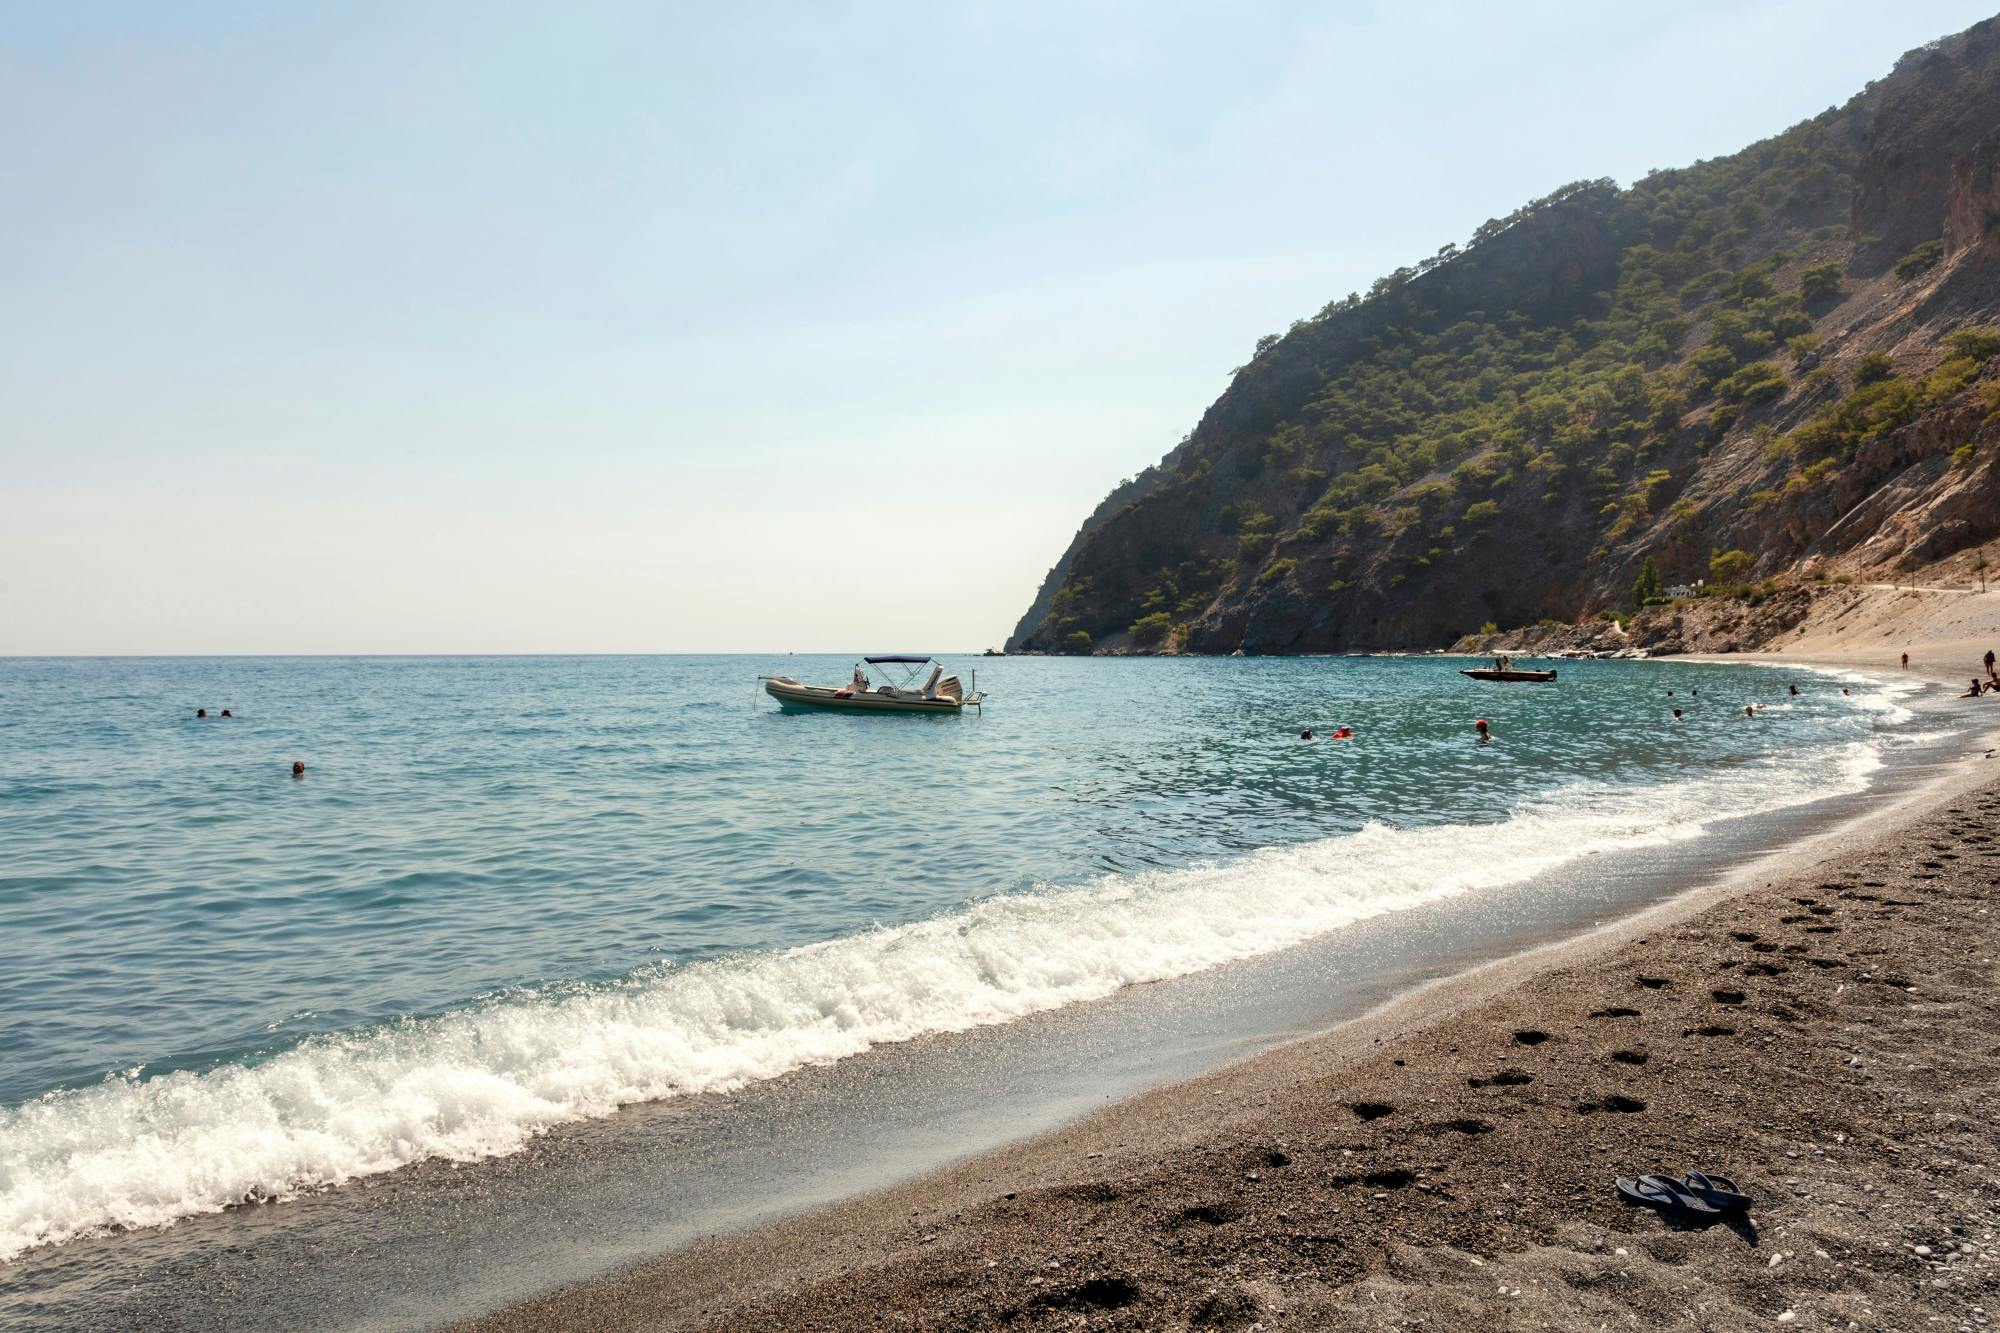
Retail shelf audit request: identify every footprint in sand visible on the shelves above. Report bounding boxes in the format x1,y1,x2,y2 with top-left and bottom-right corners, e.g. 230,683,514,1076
1576,1094,1646,1114
1468,1070,1533,1089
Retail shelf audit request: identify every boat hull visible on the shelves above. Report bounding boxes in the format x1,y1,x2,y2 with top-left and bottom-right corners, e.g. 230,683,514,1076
763,679,964,713
1460,668,1558,682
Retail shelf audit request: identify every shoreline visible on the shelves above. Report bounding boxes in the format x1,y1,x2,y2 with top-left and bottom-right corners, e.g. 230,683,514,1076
467,660,2000,1331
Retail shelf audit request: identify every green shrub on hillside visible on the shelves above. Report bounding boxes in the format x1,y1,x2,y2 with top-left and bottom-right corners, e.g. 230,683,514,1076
1256,558,1297,586
1946,326,2000,361
1799,263,1843,303
1893,239,1944,280
1709,549,1754,584
1716,361,1788,403
1853,352,1895,386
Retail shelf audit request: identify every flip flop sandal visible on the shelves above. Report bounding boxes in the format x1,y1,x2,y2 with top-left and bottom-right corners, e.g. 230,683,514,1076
1680,1170,1753,1212
1616,1175,1721,1217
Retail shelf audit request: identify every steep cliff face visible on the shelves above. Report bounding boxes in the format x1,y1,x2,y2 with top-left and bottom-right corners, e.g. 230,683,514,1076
1010,17,2000,655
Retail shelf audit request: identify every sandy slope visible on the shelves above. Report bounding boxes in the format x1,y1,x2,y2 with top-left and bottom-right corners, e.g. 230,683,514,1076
1744,583,2000,684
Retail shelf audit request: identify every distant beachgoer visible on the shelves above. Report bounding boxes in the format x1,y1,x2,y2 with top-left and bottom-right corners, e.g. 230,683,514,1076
195,708,207,718
1301,729,1315,740
1986,649,1996,673
220,709,233,718
1744,704,1755,718
1672,708,1683,720
851,666,870,693
1841,687,1851,696
1962,679,1985,699
1667,689,1674,697
291,760,306,777
1787,684,1799,697
1901,652,1910,669
1474,719,1491,742
1691,687,1698,698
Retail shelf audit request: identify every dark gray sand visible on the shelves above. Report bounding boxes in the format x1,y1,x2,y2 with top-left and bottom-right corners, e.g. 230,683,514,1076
467,769,2000,1331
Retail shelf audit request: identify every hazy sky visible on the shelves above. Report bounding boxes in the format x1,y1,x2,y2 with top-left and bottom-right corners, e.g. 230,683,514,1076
3,2,1989,654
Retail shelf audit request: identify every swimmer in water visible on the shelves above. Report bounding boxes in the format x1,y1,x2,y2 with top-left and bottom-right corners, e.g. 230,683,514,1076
1744,704,1755,718
1300,729,1315,740
1474,718,1491,742
1842,687,1850,696
291,760,306,777
195,708,207,718
1788,684,1799,697
1672,708,1683,720
220,709,233,718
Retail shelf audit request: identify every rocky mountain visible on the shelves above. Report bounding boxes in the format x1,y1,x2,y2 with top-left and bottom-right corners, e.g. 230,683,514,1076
1008,18,2000,655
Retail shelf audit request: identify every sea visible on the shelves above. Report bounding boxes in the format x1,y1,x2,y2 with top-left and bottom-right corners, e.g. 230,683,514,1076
0,653,1979,1328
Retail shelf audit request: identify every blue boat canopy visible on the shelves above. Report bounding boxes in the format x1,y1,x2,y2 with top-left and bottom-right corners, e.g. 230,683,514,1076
864,654,934,664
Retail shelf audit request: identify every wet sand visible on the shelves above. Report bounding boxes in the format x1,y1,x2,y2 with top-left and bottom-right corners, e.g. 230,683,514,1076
468,731,2000,1329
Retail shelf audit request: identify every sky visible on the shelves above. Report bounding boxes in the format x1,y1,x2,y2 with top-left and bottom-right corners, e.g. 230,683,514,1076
2,1,1992,655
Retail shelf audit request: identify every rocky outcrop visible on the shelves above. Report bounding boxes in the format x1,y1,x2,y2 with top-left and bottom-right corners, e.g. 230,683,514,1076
1851,17,2000,272
1946,125,2000,260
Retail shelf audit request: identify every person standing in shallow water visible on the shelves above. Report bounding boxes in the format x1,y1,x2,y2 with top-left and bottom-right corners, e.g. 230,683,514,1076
1474,719,1491,742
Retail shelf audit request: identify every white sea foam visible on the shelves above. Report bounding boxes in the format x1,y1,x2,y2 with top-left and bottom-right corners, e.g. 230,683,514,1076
0,737,1890,1262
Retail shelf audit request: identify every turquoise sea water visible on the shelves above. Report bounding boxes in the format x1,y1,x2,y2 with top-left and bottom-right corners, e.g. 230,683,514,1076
0,653,1928,1261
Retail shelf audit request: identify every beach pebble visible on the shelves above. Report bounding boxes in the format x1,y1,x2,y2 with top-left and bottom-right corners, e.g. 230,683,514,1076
1777,1313,1797,1324
1917,1245,1934,1257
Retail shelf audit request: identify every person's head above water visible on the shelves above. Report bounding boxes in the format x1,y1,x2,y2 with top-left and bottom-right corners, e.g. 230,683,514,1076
220,709,233,718
195,708,207,718
291,760,305,777
1788,684,1799,696
1300,729,1314,740
1473,718,1490,740
1745,704,1755,717
1672,708,1683,719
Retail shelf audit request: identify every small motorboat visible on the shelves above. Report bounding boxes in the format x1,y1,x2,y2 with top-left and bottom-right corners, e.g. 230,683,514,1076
760,655,986,714
1461,666,1558,683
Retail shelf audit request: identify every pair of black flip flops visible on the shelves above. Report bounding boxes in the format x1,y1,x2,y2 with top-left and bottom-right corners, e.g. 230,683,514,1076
1616,1171,1752,1219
